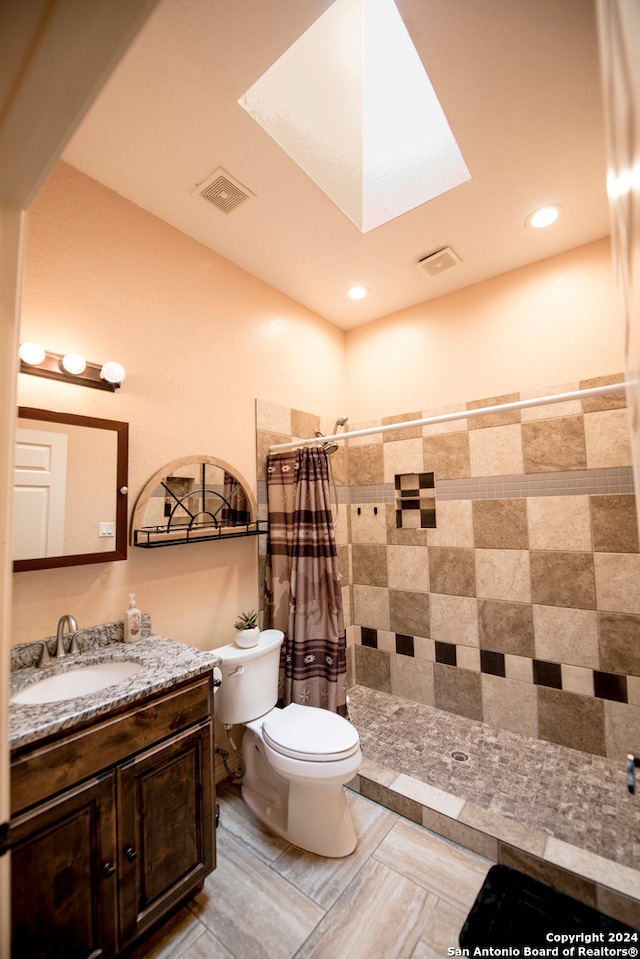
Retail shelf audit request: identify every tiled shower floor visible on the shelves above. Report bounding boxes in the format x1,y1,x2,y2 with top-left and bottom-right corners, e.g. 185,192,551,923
347,685,640,888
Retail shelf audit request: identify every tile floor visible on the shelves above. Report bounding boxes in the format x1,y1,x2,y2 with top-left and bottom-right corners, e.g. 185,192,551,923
129,780,492,959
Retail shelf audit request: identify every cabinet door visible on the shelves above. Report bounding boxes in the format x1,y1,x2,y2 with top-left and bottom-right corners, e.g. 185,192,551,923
11,771,118,959
117,719,214,946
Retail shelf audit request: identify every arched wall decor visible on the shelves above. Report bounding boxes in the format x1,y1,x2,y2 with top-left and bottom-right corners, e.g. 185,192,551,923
130,455,265,548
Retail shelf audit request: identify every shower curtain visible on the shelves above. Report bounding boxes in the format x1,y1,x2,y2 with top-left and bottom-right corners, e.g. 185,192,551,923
264,447,348,716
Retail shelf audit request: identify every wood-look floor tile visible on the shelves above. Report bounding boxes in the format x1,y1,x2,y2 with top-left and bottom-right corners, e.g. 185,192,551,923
295,858,436,959
216,780,292,864
191,831,325,959
415,898,468,959
374,817,491,913
272,793,398,909
127,907,207,959
180,930,237,959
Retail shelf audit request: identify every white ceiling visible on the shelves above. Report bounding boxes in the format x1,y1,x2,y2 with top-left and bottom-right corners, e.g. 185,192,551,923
62,0,611,330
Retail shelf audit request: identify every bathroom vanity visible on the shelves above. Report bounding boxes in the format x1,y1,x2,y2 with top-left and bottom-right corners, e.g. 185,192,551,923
9,629,219,958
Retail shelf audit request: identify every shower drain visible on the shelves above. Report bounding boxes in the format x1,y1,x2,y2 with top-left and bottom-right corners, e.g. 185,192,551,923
450,750,470,763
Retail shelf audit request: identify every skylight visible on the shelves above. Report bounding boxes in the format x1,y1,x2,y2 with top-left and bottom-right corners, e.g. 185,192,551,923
239,0,470,233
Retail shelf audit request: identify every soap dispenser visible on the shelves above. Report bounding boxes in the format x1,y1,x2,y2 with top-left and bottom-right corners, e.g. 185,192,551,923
124,593,141,643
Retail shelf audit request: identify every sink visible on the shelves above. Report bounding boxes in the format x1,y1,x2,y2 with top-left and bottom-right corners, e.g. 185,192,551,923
12,660,143,705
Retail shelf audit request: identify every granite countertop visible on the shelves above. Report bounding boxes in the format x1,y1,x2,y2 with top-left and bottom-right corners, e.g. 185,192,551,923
10,630,220,752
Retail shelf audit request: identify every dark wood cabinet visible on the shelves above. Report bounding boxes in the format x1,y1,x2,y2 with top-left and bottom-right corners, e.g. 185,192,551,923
10,674,215,958
11,772,118,959
117,719,214,944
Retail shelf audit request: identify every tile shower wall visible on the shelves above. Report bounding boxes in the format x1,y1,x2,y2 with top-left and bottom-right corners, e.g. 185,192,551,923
256,375,640,761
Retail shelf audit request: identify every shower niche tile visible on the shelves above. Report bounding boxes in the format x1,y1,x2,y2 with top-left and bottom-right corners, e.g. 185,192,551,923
395,472,436,529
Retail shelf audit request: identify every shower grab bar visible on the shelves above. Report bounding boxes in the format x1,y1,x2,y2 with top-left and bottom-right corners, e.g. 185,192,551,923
269,382,632,452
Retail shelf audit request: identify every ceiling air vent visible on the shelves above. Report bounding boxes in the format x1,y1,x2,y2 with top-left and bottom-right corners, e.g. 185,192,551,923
193,167,254,214
417,246,462,278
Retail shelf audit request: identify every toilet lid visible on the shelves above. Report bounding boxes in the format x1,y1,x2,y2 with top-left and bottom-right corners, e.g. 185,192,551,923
262,703,360,762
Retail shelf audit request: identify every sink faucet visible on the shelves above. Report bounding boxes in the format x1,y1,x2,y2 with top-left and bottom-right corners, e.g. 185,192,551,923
56,614,79,658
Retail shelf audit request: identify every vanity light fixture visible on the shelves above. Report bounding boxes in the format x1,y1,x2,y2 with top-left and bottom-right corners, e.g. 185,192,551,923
18,344,125,391
347,286,369,300
526,205,562,229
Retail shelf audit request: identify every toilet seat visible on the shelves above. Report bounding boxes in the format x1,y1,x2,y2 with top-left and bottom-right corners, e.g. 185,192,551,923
262,702,360,762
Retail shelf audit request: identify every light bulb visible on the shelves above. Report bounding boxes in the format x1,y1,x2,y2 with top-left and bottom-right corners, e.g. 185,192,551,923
526,206,561,229
61,353,87,375
18,342,45,365
347,286,368,300
100,362,125,384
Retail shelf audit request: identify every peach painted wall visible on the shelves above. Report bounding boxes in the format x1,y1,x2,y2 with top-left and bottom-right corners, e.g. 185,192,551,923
13,162,346,649
344,237,624,421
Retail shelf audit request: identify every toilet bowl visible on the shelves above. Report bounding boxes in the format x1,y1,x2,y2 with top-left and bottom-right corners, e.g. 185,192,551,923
215,629,362,857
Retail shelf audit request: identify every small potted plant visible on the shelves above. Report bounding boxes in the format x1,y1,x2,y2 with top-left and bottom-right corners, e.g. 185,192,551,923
234,610,260,648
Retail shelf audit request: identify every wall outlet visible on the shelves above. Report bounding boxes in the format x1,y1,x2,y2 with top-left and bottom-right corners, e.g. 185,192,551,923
99,522,115,537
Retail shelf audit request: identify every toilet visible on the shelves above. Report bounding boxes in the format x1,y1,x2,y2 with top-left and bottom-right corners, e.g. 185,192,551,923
215,628,362,857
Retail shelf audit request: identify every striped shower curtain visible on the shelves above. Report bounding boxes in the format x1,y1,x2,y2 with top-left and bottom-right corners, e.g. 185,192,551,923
264,447,348,716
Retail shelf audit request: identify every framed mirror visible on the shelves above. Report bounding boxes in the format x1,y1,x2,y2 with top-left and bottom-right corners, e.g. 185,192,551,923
13,407,129,572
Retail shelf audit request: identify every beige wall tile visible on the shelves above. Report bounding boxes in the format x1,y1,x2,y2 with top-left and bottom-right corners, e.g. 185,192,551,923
466,392,521,429
352,544,388,587
505,653,533,683
627,676,640,707
522,415,587,473
388,544,429,591
481,674,538,738
591,494,639,553
428,499,474,548
390,654,434,705
520,382,581,421
527,496,592,551
538,686,605,755
421,404,468,436
469,424,524,476
389,589,430,636
256,399,292,433
353,584,390,630
376,629,396,653
532,604,599,668
383,438,424,483
594,553,640,614
434,663,483,721
430,547,476,597
349,443,384,485
347,420,383,447
430,594,479,646
580,374,628,412
423,432,471,479
598,612,640,676
414,636,436,661
584,409,633,467
291,408,320,441
382,412,423,442
456,645,481,671
475,549,531,603
530,551,596,609
354,645,391,692
561,664,595,697
478,599,534,656
350,504,387,544
604,700,640,760
473,499,528,550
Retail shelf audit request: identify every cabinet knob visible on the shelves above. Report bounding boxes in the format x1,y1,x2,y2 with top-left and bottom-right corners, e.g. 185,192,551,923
125,846,138,862
102,862,116,878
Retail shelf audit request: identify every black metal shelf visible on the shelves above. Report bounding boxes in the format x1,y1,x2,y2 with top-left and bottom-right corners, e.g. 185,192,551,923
133,519,268,549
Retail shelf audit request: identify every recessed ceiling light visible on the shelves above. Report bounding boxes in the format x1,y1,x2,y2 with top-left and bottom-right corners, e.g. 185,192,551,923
347,286,369,300
526,205,562,229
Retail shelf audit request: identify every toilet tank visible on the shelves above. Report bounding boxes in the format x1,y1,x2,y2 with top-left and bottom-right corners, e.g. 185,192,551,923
214,629,284,725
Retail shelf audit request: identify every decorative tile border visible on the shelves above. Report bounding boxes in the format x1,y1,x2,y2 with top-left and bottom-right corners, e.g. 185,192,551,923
359,627,631,704
258,467,635,505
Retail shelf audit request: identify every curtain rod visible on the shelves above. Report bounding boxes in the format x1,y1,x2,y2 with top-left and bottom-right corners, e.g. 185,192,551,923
268,382,630,452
